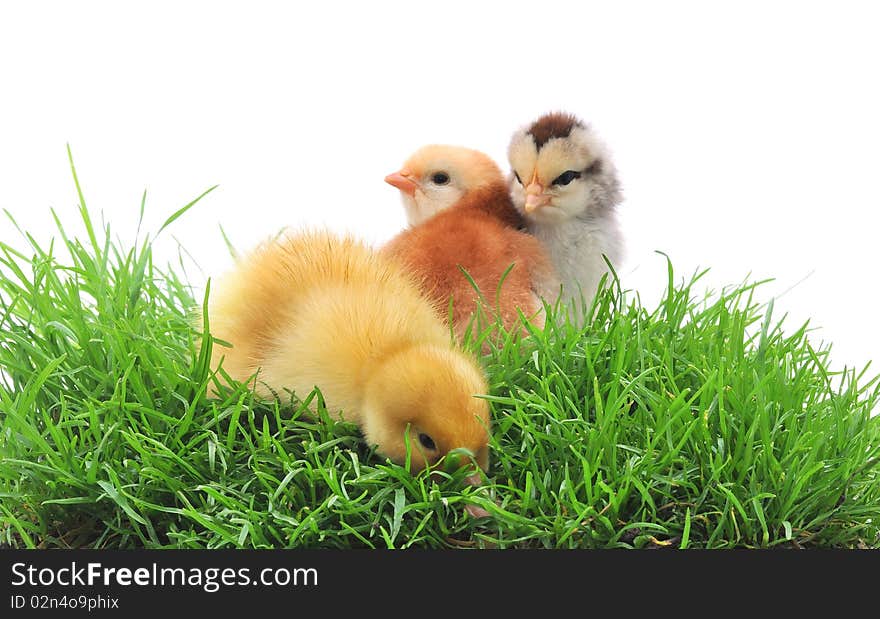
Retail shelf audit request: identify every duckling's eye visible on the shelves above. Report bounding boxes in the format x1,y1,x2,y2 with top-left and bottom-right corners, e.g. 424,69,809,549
418,433,436,451
431,172,450,185
513,171,522,185
552,170,581,186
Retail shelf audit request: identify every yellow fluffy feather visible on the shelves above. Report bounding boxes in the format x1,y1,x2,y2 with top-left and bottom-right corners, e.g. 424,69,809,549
204,230,490,471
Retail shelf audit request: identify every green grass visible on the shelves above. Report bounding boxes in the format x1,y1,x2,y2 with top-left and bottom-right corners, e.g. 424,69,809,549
1,159,879,549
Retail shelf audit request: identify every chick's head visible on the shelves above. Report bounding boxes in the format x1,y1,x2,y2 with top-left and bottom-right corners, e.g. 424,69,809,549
508,112,622,224
385,145,505,226
361,344,490,473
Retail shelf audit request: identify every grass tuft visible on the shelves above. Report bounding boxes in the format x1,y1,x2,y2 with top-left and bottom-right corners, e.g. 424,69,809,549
1,166,878,548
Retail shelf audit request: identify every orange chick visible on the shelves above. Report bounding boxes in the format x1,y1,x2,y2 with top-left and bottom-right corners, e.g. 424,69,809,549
383,145,559,341
385,144,507,227
205,230,490,472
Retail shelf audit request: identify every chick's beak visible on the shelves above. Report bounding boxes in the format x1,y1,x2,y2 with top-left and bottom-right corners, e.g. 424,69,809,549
524,182,551,213
384,170,418,196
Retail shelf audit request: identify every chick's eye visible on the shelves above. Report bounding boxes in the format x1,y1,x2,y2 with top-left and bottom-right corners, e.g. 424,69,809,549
431,172,450,185
513,171,522,185
552,170,581,186
418,433,436,451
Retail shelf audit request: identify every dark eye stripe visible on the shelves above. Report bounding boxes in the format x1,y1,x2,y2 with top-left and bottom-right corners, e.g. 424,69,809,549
551,160,603,186
552,170,581,186
584,159,602,175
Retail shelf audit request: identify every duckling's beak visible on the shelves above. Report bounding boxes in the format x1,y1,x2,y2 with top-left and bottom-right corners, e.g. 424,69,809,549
445,449,474,472
384,170,418,196
475,445,489,474
460,450,491,518
464,472,483,486
524,181,551,213
443,447,488,484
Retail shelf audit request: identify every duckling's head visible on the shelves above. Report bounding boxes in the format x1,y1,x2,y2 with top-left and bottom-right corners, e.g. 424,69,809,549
361,344,490,474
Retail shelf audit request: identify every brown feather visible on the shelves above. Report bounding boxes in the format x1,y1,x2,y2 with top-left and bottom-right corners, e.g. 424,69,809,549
455,182,526,230
383,179,555,341
528,111,584,148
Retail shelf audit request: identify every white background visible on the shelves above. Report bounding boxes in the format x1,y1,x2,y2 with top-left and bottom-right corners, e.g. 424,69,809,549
1,1,878,377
